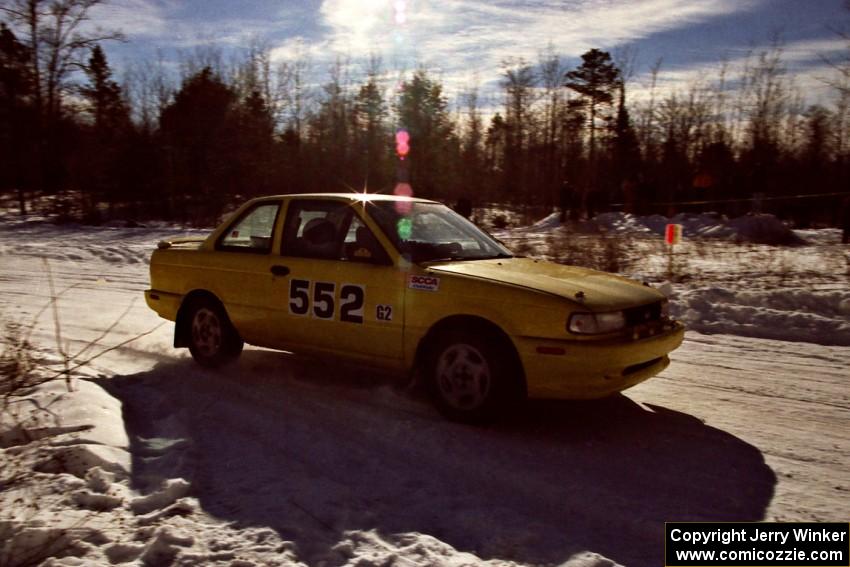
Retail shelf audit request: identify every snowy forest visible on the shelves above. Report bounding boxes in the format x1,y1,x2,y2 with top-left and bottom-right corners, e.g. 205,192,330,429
2,0,850,226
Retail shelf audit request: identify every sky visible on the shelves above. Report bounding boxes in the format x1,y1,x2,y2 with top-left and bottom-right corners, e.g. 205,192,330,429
88,0,850,107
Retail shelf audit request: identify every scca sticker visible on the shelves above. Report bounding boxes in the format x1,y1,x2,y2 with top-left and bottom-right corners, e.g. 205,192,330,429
408,274,440,292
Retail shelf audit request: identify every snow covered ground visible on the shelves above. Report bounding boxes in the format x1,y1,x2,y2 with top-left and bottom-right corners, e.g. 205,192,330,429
0,209,848,567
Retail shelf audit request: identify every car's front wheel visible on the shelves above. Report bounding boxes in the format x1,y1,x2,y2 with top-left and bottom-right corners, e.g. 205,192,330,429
427,329,523,423
186,299,243,367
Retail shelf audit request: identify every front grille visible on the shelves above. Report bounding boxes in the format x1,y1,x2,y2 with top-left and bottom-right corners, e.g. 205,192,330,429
623,301,663,327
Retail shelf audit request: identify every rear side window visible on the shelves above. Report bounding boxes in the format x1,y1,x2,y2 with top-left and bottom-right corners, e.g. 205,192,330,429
218,203,280,252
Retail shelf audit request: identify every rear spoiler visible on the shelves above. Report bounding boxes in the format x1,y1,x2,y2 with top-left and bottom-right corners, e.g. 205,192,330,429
157,236,207,250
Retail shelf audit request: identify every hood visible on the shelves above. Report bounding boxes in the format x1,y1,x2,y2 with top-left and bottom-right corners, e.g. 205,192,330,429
427,257,663,311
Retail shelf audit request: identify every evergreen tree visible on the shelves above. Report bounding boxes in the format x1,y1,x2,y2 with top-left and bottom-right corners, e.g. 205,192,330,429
80,45,129,132
0,23,35,214
395,69,454,199
795,105,833,226
485,112,508,197
77,44,132,217
565,49,621,214
612,83,641,210
353,70,389,191
159,67,239,222
238,89,276,197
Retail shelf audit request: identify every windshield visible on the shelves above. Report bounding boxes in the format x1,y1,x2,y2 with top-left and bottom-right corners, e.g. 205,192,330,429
368,200,513,263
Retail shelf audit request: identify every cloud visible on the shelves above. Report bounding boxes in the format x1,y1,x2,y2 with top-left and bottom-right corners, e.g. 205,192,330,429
90,0,844,111
311,0,761,97
781,37,847,63
625,36,849,105
88,0,173,37
270,36,330,65
92,0,312,51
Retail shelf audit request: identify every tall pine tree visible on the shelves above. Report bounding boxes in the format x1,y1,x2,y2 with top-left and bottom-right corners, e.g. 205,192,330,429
565,49,621,215
77,44,131,217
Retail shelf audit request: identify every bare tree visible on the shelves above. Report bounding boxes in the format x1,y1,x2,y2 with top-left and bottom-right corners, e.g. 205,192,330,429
122,50,174,131
636,57,662,159
1,0,123,201
832,82,850,157
277,38,312,138
500,57,536,199
739,41,789,150
0,0,123,123
538,45,565,205
458,75,486,199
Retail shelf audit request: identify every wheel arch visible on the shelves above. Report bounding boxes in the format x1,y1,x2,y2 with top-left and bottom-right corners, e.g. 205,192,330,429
413,314,526,396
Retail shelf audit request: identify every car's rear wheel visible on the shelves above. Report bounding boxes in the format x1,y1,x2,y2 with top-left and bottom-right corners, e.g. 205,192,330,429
427,329,522,423
187,300,243,367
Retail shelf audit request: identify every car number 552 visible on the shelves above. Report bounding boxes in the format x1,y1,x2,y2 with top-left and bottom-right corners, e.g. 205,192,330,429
289,279,364,324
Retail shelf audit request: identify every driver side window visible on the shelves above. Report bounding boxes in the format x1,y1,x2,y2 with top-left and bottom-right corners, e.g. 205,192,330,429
343,215,390,264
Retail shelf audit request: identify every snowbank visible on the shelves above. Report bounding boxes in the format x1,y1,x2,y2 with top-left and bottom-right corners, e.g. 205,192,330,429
0,376,307,566
331,531,621,567
670,287,850,346
515,210,806,245
610,211,808,244
1,379,129,451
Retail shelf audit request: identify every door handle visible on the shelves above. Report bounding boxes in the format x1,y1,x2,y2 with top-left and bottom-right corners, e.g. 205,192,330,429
270,265,290,277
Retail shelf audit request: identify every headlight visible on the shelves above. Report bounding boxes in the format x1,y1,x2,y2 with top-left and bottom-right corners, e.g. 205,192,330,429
567,311,626,335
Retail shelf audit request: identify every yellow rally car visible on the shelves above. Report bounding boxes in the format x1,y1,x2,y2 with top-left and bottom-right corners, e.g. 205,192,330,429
145,193,684,421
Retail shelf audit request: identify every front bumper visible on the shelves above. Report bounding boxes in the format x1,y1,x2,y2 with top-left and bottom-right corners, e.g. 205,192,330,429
144,289,182,321
517,321,685,399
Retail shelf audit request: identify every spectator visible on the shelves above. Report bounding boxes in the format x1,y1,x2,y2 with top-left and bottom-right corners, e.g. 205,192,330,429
454,197,473,220
559,180,574,223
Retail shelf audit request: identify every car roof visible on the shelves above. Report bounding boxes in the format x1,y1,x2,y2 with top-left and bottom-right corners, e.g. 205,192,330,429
250,193,440,205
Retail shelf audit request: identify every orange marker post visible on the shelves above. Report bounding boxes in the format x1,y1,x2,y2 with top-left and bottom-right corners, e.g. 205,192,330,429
665,223,682,280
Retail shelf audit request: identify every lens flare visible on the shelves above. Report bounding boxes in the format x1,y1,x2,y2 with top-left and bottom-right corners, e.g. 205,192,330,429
396,129,410,157
393,182,413,197
397,218,413,239
393,182,413,214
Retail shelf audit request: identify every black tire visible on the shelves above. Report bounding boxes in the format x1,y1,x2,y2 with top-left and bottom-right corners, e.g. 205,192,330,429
426,328,523,423
186,299,243,367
